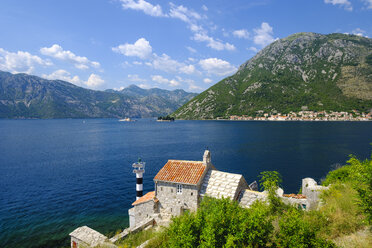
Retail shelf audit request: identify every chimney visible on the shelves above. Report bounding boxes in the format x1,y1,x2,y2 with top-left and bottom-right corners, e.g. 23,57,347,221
203,150,211,166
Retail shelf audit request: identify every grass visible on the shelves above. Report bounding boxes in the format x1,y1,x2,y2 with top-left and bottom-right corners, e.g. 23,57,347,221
304,183,367,239
115,228,158,248
333,228,372,248
103,151,372,247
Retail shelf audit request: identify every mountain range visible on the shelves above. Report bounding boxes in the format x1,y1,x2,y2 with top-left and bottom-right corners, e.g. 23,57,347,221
173,33,372,119
0,71,196,118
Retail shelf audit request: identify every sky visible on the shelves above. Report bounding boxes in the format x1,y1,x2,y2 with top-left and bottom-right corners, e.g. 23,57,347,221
0,0,371,92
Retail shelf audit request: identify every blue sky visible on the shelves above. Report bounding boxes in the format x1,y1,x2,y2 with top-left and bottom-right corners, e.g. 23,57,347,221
0,0,371,92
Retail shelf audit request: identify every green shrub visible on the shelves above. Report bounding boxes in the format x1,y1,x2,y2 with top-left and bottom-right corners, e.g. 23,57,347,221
259,171,287,214
318,183,366,238
277,208,335,248
162,197,273,248
322,165,354,186
323,150,372,225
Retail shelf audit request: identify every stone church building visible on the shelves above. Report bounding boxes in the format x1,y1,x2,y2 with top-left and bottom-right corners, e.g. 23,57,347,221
70,150,327,247
128,150,318,229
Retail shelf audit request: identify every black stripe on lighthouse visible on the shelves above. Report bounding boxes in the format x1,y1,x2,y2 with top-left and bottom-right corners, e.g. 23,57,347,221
136,173,143,200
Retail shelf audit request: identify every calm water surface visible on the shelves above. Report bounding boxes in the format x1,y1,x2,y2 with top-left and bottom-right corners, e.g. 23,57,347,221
1,119,372,248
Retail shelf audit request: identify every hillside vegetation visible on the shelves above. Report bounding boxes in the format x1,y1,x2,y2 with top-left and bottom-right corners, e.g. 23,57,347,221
116,149,372,248
173,33,372,119
0,71,196,118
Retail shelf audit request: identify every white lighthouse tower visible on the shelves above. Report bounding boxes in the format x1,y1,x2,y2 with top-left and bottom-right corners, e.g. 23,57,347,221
132,158,145,200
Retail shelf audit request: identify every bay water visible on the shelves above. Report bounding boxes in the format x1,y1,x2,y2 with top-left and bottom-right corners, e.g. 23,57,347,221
1,119,372,247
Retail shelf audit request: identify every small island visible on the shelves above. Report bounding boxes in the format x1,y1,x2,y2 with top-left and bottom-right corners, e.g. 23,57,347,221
157,115,175,122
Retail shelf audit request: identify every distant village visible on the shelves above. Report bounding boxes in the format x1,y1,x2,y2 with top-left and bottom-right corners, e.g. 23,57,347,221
229,110,372,121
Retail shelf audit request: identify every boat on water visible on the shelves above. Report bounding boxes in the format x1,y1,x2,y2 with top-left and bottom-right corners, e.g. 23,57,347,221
118,117,135,122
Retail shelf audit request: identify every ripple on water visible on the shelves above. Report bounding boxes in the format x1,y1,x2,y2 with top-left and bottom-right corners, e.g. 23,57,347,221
1,119,372,247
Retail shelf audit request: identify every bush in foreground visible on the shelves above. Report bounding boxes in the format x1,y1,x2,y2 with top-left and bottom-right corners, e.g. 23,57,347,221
120,150,372,248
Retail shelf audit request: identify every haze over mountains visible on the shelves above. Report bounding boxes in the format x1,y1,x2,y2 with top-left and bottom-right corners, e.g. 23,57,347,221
173,33,372,119
0,71,196,118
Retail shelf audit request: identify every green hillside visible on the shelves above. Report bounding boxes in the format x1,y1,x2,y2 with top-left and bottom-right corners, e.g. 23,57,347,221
173,33,372,119
0,71,196,119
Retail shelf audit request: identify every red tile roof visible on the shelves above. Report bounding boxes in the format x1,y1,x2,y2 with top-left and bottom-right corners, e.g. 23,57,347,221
154,160,206,185
283,194,307,199
132,191,156,206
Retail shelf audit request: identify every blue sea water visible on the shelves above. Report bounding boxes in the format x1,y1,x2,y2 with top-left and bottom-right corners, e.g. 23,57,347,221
1,118,372,248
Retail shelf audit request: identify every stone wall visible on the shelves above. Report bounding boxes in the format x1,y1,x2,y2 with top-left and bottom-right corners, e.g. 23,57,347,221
281,197,308,210
156,181,199,215
239,189,268,208
71,237,86,248
302,178,328,210
129,200,157,229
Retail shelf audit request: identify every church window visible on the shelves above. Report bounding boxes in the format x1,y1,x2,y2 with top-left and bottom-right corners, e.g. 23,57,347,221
177,184,183,194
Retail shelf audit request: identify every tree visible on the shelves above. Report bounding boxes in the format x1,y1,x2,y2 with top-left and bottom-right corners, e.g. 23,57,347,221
259,171,284,213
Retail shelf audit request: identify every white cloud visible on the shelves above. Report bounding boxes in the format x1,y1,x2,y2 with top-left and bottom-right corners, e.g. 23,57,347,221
179,64,196,74
362,0,372,9
324,0,352,11
168,80,179,87
121,61,131,68
0,48,52,74
351,28,369,37
133,61,143,65
151,75,169,84
114,86,126,91
203,78,212,84
44,70,105,88
40,44,99,70
169,3,201,24
233,29,250,39
189,24,204,33
151,75,180,87
118,1,234,53
42,69,81,84
128,74,146,82
147,53,198,75
202,5,208,11
138,83,151,89
193,33,236,51
248,46,259,52
186,46,197,53
120,0,165,17
253,22,276,47
112,38,152,59
199,58,237,76
84,74,105,88
175,76,201,91
189,84,202,91
150,53,182,73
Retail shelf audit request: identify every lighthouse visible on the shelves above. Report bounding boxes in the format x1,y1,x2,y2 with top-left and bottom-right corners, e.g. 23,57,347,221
132,158,145,200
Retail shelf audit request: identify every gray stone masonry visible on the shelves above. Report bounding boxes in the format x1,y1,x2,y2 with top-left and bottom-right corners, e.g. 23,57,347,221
129,200,158,229
239,188,309,210
302,178,329,210
69,226,108,248
156,181,199,215
200,169,248,200
239,189,268,208
281,196,308,210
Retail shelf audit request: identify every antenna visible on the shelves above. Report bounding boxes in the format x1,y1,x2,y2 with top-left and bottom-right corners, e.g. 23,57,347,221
132,158,145,200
